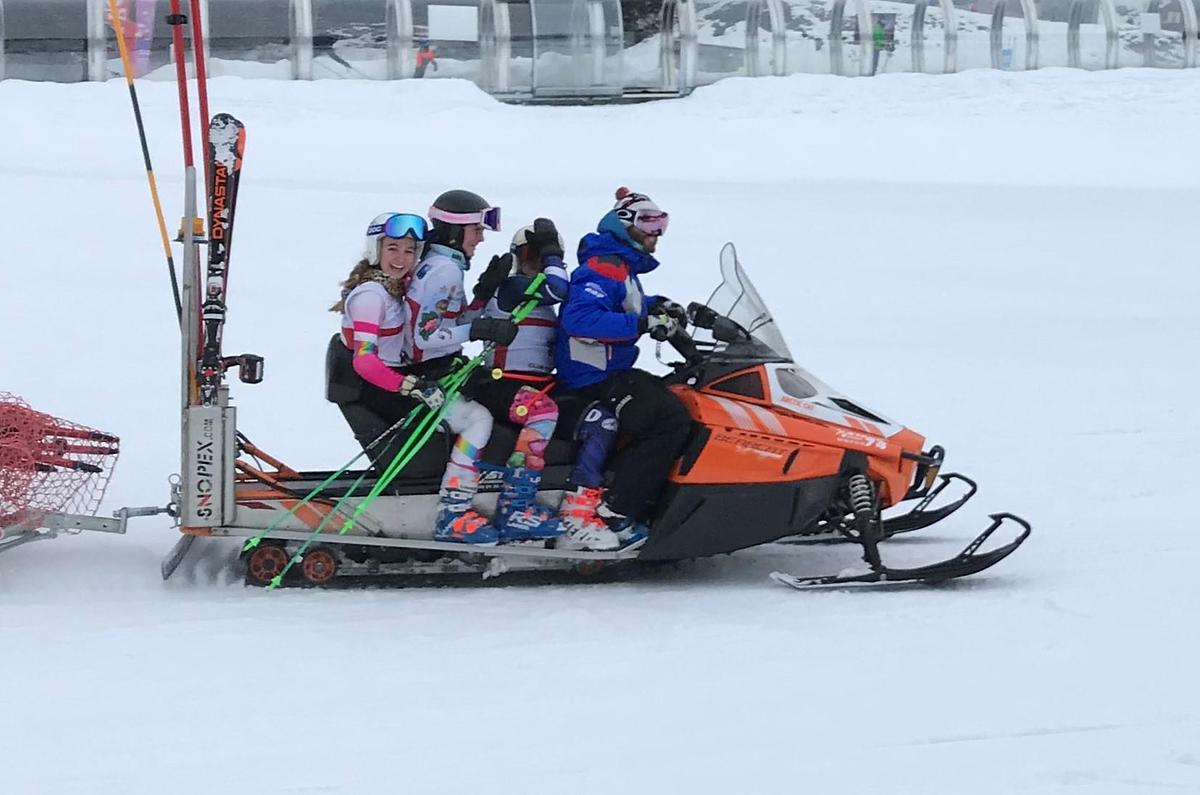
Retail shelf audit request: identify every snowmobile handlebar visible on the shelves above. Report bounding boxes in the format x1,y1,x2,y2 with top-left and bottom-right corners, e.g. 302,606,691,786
686,302,752,344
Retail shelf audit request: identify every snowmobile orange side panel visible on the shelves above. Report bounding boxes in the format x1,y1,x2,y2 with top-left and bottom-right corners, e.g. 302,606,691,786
669,384,927,509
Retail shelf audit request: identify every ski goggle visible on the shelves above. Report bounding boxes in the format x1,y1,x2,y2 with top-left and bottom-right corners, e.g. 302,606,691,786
633,210,669,236
429,205,502,232
369,213,428,241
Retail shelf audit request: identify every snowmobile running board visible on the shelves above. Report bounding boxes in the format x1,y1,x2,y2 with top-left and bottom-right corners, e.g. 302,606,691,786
160,527,650,581
204,527,645,561
769,512,1031,589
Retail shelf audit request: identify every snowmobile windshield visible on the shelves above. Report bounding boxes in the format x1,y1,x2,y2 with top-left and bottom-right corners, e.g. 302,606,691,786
701,243,793,360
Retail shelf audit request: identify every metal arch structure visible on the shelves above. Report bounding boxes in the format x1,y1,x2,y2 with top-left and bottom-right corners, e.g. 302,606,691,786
0,0,6,82
1182,0,1200,67
659,0,698,92
990,0,1040,71
1066,0,1118,69
912,0,958,74
745,0,787,77
478,0,512,92
830,0,874,76
86,0,106,80
289,0,314,80
585,0,611,85
388,0,416,80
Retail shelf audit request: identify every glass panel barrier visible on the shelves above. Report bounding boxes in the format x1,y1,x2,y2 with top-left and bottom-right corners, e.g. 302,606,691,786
952,1,993,71
692,0,753,85
745,0,786,76
988,0,1037,71
1113,0,1188,67
311,0,387,78
104,0,178,82
1067,0,1119,68
207,0,292,76
3,0,87,81
529,0,622,97
412,0,483,82
912,0,959,73
1036,0,1072,67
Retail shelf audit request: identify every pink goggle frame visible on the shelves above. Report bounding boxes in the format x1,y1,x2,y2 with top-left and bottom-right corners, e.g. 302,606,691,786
634,210,669,236
428,205,502,232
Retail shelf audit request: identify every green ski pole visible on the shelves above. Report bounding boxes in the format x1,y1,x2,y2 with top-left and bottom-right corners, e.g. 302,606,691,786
262,275,549,586
241,403,424,553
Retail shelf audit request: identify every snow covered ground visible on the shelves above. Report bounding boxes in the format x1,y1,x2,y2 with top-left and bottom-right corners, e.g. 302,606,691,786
2,68,1199,793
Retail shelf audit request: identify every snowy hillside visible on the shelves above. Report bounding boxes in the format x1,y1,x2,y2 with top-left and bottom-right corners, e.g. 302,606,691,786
2,69,1199,793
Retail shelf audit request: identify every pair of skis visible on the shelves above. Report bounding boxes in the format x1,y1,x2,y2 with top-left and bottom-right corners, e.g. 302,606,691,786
196,114,246,405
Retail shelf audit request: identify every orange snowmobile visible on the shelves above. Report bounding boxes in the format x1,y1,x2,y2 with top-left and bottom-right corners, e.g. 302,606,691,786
161,242,1029,589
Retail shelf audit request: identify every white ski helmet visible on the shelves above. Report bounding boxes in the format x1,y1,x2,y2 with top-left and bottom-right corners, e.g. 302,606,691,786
510,224,565,257
362,212,428,266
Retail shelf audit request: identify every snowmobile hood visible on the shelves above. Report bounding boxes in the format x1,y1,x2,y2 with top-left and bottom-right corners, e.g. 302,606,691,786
579,214,661,275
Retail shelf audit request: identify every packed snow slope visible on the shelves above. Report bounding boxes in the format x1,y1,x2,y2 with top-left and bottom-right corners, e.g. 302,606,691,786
2,69,1199,794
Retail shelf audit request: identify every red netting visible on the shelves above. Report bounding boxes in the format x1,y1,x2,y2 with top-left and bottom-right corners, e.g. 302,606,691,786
0,393,120,531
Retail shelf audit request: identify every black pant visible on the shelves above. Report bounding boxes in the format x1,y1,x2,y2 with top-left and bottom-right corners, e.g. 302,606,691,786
556,369,691,521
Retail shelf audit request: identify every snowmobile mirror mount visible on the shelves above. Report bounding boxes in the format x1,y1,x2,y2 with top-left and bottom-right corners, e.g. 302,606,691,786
687,302,718,330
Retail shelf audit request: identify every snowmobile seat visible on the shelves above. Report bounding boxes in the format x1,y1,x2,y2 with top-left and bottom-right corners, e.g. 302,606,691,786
324,335,576,493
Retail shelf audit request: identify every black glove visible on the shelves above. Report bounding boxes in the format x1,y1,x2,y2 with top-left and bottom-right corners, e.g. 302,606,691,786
648,296,687,322
526,218,564,260
472,253,513,303
638,313,680,342
469,316,519,346
399,375,446,410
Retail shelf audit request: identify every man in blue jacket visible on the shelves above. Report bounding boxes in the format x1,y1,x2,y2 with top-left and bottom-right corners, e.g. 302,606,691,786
554,188,693,540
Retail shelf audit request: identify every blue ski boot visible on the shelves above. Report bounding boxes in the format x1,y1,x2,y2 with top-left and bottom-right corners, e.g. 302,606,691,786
433,466,499,545
494,467,563,542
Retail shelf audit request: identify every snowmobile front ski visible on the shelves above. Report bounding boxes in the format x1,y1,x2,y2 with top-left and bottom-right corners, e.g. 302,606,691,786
769,512,1030,589
197,114,246,406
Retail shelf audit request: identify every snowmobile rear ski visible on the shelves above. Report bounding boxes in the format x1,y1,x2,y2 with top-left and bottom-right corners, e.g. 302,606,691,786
769,513,1030,589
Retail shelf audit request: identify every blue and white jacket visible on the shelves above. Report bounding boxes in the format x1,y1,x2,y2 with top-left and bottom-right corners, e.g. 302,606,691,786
554,212,660,389
482,257,570,375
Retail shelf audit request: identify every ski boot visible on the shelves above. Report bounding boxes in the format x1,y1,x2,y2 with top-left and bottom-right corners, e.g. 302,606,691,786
558,486,621,551
433,467,499,545
494,467,563,542
597,502,649,547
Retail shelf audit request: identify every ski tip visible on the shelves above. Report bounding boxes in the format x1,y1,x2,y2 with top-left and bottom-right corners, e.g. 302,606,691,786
267,576,283,590
242,538,260,552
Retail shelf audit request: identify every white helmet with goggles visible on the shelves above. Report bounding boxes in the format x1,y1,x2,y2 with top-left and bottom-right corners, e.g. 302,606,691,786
363,212,428,266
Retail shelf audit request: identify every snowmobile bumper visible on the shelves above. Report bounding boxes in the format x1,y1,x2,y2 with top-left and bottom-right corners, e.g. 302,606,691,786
882,472,977,537
769,512,1031,589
